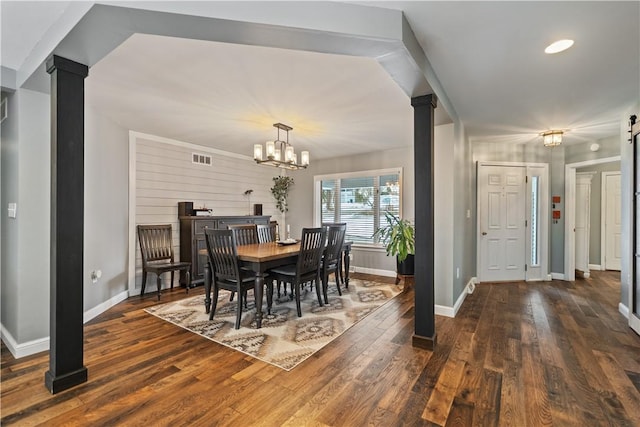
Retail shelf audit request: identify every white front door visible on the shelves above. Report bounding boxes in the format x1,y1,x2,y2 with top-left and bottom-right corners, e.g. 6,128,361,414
604,172,622,271
575,173,593,276
478,165,526,282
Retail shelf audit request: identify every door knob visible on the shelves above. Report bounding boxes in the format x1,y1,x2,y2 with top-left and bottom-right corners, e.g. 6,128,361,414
481,232,487,235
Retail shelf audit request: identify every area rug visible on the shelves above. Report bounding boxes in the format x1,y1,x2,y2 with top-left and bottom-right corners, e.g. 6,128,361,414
144,278,402,371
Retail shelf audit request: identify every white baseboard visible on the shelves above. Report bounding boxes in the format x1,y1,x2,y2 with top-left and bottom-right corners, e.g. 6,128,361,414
546,274,553,281
83,290,129,323
2,290,130,359
353,266,396,277
619,303,629,319
435,277,476,318
0,324,49,359
551,273,565,280
589,264,602,271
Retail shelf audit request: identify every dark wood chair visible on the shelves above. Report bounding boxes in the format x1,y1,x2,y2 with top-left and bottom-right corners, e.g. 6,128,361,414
269,227,326,317
227,224,259,304
228,224,259,245
257,223,277,243
137,224,191,300
205,228,272,329
321,223,347,304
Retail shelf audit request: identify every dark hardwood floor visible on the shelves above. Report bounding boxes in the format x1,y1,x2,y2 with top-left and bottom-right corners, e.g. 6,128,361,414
2,271,639,426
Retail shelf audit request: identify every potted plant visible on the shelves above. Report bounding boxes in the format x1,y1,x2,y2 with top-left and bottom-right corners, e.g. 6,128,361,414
271,176,294,213
373,211,415,275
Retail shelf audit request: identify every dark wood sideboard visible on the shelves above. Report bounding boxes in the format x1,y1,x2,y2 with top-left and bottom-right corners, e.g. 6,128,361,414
179,215,271,287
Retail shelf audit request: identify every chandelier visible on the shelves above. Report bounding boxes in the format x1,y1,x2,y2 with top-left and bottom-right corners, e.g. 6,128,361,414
542,130,563,147
253,123,309,170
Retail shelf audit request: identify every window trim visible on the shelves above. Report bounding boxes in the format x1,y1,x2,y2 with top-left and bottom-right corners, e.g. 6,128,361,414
313,167,403,248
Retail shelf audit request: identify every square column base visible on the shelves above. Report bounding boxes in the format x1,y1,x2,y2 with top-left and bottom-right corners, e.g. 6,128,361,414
412,333,437,350
45,366,88,394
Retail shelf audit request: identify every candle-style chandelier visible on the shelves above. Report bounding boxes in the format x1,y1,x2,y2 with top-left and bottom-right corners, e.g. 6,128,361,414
253,123,309,170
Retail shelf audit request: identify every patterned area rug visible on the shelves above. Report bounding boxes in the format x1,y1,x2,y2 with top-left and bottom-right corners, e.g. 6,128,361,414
145,278,402,371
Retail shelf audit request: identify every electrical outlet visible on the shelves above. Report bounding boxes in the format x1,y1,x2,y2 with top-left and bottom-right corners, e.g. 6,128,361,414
456,267,460,279
91,270,102,283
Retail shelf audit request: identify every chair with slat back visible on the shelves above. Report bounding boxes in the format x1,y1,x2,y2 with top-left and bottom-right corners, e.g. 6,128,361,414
226,224,259,305
137,224,191,300
268,227,326,317
257,223,277,243
205,228,273,329
228,224,259,245
321,223,347,304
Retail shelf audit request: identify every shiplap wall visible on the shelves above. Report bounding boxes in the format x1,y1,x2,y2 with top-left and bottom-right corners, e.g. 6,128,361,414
133,134,280,291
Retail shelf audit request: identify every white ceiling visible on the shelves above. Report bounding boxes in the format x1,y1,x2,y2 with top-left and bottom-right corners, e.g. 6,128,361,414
2,1,639,158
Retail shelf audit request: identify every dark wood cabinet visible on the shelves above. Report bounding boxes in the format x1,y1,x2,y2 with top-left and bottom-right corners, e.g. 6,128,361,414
179,215,270,286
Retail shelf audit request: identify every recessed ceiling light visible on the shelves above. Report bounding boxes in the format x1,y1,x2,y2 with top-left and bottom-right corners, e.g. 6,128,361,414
545,39,574,54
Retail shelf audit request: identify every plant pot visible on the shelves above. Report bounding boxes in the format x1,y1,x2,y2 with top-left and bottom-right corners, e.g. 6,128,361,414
396,254,415,276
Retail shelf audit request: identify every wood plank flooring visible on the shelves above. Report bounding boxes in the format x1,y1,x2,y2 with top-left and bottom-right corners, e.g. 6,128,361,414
2,271,639,426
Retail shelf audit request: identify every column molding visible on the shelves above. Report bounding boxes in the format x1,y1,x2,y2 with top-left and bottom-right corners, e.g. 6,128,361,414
411,93,437,350
44,55,89,394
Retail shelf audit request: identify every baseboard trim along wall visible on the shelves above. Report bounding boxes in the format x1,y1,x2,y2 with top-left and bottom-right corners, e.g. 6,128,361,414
435,277,477,318
619,303,629,319
354,267,396,277
551,273,565,280
83,290,130,323
0,325,50,359
589,264,603,271
2,290,131,359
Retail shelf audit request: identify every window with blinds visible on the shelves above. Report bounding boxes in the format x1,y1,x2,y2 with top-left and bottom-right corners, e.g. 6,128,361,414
317,169,402,245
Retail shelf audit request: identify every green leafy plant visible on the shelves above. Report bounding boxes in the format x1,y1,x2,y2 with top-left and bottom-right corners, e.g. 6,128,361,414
271,176,294,213
373,211,415,262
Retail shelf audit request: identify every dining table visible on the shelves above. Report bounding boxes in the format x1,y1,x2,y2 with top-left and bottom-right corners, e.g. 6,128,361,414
202,240,352,328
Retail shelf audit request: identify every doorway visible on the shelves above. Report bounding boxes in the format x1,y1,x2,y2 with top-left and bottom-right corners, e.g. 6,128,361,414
575,173,595,278
602,172,622,271
477,162,549,282
564,156,621,282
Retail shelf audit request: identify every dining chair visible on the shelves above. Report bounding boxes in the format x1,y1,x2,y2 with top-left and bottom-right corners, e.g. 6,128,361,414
228,224,259,245
268,227,326,317
321,223,347,304
257,223,276,243
205,228,272,329
137,224,191,300
227,224,259,305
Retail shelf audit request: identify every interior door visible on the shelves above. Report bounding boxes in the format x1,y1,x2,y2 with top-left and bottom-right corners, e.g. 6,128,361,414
478,165,526,282
604,172,622,270
575,173,592,276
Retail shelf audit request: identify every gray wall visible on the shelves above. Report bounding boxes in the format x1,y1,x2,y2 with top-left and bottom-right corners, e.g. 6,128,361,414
472,139,621,276
0,88,51,344
84,106,129,310
576,161,621,266
287,123,474,308
287,145,414,275
1,90,20,341
620,104,639,309
454,122,475,301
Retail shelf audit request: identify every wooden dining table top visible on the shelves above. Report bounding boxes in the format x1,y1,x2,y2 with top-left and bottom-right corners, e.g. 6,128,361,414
198,240,353,263
235,241,301,262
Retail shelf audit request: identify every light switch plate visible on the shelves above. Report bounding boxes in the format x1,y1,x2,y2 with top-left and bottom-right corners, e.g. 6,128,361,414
8,203,16,218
